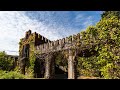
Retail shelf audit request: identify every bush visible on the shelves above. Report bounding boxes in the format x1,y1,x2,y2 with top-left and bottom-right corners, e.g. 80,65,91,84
0,51,13,71
0,70,26,79
0,70,7,77
100,63,120,79
76,11,120,79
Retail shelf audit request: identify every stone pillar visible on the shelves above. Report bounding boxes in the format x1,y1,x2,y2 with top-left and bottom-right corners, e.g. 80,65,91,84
51,57,55,79
68,49,77,79
45,54,55,79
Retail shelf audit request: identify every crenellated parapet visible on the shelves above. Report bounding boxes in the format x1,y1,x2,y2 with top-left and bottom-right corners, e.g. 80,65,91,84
19,30,50,46
35,33,83,54
19,30,51,58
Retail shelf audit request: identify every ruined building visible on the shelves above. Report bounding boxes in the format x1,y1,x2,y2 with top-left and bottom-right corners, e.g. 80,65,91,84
19,30,98,79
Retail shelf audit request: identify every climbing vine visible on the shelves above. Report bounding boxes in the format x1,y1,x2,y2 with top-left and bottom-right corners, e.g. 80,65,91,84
19,32,36,78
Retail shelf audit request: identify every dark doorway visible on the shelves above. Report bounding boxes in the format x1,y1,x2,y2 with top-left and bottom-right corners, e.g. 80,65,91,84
34,58,45,78
54,65,68,79
54,52,68,79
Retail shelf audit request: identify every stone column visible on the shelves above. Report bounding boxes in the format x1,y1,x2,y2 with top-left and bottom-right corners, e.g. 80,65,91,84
51,56,55,79
68,49,77,79
45,54,55,79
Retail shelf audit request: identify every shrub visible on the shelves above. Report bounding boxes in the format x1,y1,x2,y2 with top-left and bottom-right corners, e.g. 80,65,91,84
0,70,26,79
0,51,13,71
77,11,120,79
100,63,120,79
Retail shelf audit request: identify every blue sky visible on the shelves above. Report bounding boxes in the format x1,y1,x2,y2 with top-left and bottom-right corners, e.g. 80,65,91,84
0,11,103,55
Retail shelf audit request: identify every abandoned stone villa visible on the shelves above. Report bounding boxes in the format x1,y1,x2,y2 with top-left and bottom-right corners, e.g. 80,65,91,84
11,29,99,79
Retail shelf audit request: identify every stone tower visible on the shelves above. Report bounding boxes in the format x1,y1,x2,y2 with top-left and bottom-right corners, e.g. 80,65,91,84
19,30,51,75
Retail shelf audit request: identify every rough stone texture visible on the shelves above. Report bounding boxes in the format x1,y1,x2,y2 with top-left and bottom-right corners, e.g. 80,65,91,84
19,30,97,79
19,30,50,57
68,49,76,79
19,30,51,75
45,54,52,79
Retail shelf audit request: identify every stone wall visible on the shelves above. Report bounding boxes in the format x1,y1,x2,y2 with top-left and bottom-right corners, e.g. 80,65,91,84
19,30,51,58
35,33,82,54
19,30,98,79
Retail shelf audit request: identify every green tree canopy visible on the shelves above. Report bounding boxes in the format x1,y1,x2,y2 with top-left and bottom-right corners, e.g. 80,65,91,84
77,11,120,79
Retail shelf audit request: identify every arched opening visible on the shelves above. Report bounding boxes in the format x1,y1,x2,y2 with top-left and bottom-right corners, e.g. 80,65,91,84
54,52,68,79
54,65,68,79
34,58,45,78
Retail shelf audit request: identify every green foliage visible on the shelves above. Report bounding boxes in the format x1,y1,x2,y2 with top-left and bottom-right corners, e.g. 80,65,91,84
0,70,26,79
55,52,68,67
0,51,13,71
77,11,120,79
0,70,7,77
77,56,100,77
100,63,120,79
0,51,26,79
101,11,120,19
26,42,36,78
86,26,98,38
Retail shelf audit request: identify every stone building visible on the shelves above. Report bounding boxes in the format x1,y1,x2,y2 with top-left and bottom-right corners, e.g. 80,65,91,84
19,30,94,79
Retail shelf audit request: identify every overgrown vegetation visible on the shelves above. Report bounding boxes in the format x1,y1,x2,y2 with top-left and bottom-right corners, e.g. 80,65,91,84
0,70,26,79
77,11,120,79
19,32,36,78
0,51,13,71
0,51,27,79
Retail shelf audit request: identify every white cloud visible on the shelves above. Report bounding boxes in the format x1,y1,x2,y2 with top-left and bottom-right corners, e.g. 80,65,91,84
0,11,80,55
83,16,94,28
75,14,84,22
74,14,95,31
0,11,101,55
0,11,49,55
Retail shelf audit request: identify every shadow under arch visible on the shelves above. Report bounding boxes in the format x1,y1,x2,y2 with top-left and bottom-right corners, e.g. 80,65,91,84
54,51,68,79
34,58,45,78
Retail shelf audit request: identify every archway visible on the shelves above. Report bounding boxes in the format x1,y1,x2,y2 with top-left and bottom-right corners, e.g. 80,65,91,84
54,52,68,79
34,58,45,78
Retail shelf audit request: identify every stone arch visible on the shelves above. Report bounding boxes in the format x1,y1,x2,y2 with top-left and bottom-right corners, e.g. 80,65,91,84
34,57,45,78
54,51,68,79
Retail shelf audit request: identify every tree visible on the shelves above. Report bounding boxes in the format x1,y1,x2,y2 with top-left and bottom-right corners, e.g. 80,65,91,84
101,11,120,19
0,51,13,71
77,11,120,79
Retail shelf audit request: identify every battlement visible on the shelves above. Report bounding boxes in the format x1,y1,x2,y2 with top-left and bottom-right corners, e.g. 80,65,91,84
19,30,51,58
35,33,83,54
25,30,32,39
20,30,51,46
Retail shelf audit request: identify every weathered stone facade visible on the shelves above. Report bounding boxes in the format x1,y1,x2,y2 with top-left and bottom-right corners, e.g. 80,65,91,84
19,30,50,75
19,30,98,79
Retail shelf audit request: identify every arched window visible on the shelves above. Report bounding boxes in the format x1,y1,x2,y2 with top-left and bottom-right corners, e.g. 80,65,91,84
22,44,30,58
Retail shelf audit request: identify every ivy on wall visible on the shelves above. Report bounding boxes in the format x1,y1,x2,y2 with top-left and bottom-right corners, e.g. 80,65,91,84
19,32,36,78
